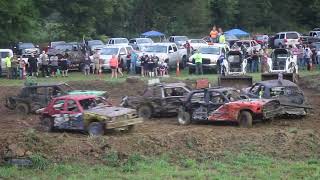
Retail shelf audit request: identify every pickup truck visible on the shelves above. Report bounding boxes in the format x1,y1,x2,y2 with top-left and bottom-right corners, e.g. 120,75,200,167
140,43,187,69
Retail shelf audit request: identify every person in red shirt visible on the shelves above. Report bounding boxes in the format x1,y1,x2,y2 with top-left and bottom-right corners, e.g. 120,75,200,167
109,54,118,78
184,41,191,58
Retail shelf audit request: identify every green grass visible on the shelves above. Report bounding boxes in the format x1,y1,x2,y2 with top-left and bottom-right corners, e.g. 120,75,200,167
1,153,320,179
1,70,319,87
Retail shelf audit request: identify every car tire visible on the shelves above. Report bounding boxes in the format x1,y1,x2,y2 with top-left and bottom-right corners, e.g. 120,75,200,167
88,122,105,136
238,111,253,128
138,105,152,120
188,67,194,74
15,103,29,115
41,117,54,132
178,109,191,125
180,56,187,70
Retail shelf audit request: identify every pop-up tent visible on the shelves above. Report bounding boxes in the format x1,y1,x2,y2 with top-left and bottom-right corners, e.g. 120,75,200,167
141,30,166,41
225,29,249,37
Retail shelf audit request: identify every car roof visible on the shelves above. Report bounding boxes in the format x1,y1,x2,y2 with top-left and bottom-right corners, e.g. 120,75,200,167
257,79,298,87
110,38,128,40
276,31,299,34
55,94,97,101
189,87,236,94
24,82,67,88
153,43,176,46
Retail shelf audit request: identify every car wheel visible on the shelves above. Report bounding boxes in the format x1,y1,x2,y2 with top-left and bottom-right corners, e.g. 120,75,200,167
41,117,54,132
178,109,191,125
180,56,187,70
188,67,194,74
15,103,29,115
238,111,253,128
138,105,152,120
88,122,105,136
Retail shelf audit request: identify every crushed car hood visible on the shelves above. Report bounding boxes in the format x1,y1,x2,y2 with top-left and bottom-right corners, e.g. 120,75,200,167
85,106,136,118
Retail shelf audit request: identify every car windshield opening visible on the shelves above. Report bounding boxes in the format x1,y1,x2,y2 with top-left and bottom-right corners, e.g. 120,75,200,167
115,39,129,44
144,46,167,53
175,37,188,41
58,84,73,92
200,47,220,55
20,43,35,49
137,39,153,44
100,48,119,55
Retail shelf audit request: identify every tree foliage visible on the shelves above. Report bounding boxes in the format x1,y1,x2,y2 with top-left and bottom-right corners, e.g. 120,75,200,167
0,0,320,46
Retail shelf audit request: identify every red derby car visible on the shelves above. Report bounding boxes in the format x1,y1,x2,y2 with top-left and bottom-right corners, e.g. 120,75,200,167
177,87,282,127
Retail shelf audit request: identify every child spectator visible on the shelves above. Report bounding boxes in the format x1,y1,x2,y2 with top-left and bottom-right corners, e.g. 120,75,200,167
110,54,118,79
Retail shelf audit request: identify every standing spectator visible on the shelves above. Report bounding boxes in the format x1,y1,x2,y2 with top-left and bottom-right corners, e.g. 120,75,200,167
262,34,269,48
11,55,18,79
251,50,259,73
5,55,12,79
210,26,218,43
83,56,91,76
159,60,168,76
60,55,68,77
126,50,131,74
130,50,138,75
147,55,155,77
194,50,203,75
140,54,146,77
143,55,150,77
184,41,191,58
28,53,38,77
261,48,269,73
304,45,313,71
117,55,124,77
92,50,101,75
39,51,49,77
109,54,118,79
297,45,304,69
50,55,59,77
18,56,25,79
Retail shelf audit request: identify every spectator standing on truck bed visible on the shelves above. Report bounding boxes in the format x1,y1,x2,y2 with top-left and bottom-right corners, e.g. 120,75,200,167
194,49,203,75
210,26,218,43
39,51,49,77
28,53,38,77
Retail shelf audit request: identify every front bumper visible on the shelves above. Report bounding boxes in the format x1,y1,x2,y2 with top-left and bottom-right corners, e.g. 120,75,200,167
187,63,217,69
105,117,143,129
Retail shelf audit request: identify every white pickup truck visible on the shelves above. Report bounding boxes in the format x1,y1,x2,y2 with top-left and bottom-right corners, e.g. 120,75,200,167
141,43,187,69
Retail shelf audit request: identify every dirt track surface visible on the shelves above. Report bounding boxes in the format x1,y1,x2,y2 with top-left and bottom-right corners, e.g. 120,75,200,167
1,76,320,163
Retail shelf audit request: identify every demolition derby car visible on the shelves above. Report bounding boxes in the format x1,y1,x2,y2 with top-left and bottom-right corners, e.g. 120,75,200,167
177,87,282,127
121,83,191,119
39,95,143,136
5,83,107,114
243,79,310,116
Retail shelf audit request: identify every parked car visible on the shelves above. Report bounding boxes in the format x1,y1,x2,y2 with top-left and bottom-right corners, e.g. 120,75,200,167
188,44,230,74
129,38,154,50
100,45,133,70
0,49,14,76
141,43,187,68
5,83,108,114
121,83,191,119
107,38,129,46
14,42,40,56
273,31,301,48
253,34,269,47
242,79,309,116
188,39,208,50
39,95,143,136
87,40,104,54
168,36,189,47
177,87,282,127
309,30,320,38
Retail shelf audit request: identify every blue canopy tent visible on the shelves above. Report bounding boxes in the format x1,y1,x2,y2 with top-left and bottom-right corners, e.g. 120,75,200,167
141,30,166,42
225,29,249,37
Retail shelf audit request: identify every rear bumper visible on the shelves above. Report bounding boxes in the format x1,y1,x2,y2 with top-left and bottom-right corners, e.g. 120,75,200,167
105,117,143,129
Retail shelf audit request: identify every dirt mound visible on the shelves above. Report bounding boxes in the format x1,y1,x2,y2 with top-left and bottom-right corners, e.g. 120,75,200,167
0,76,320,164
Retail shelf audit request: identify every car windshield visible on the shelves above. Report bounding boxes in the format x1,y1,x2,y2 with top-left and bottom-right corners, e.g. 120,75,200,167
286,33,299,39
175,36,188,42
19,43,35,49
114,39,129,44
199,47,220,55
136,39,153,44
100,48,119,55
88,40,104,46
54,45,73,51
222,90,243,102
190,39,206,44
313,43,320,50
58,84,73,92
255,36,264,41
144,45,167,53
51,41,65,48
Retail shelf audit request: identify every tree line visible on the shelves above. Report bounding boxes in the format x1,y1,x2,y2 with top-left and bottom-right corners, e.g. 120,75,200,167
1,0,319,47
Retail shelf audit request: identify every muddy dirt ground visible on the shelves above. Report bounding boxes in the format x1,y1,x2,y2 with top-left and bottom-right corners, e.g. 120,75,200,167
1,76,320,164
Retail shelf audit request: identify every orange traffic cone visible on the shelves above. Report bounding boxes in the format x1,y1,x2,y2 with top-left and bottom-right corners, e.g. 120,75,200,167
176,62,180,76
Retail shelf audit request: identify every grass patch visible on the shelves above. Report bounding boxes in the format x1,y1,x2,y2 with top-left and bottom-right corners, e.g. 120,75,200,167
1,70,319,87
1,153,320,179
